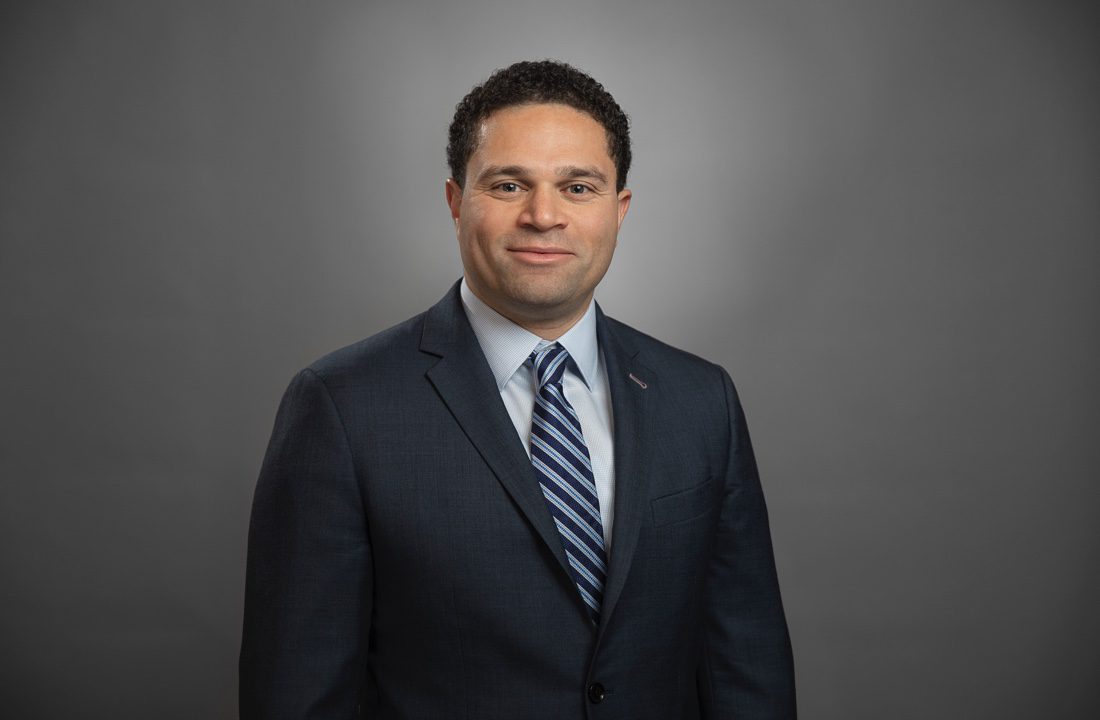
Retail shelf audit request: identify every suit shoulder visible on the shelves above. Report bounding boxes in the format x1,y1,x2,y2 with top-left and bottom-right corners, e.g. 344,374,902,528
303,311,428,385
604,315,741,441
604,315,726,379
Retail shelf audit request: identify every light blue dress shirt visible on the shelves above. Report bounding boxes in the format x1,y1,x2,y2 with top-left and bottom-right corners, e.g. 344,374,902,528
460,279,616,546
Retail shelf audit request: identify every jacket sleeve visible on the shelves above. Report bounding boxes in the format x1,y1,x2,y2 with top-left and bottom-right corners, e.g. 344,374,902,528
240,368,372,719
697,367,796,718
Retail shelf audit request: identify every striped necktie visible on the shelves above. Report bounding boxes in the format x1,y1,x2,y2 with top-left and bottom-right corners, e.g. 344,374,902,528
529,343,608,624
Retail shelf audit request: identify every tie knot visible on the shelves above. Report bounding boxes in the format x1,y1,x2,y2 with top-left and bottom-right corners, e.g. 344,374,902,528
530,343,570,389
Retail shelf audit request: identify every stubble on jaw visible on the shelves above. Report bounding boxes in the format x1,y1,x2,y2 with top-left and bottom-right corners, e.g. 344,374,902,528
469,267,595,332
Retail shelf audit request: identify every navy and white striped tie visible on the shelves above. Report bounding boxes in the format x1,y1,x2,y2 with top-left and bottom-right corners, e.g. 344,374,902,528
529,343,608,624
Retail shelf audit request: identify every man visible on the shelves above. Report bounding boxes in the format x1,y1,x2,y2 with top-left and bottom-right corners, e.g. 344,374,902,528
241,60,795,719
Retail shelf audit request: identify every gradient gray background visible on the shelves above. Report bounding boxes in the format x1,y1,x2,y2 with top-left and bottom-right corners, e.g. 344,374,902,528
2,1,1097,718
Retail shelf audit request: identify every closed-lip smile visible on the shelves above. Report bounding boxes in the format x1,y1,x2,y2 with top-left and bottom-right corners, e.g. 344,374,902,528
508,246,573,264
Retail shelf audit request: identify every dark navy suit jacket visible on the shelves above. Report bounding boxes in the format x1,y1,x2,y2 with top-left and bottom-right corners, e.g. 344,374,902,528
240,282,795,719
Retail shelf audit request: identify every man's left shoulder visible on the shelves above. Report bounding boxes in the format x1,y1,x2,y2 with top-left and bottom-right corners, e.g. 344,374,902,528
601,314,741,459
601,314,729,385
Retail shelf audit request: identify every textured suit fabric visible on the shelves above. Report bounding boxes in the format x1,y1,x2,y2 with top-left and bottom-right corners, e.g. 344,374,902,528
240,281,796,719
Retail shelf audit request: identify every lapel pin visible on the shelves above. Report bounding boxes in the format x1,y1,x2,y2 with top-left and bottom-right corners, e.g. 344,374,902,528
629,373,648,389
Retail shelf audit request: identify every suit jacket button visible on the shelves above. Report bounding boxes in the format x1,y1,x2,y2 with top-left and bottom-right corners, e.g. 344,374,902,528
587,682,605,704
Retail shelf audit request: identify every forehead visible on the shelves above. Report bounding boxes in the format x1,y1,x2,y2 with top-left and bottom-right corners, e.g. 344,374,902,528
472,103,613,167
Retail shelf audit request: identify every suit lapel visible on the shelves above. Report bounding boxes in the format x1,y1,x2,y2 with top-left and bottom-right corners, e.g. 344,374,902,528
596,309,657,632
420,284,575,589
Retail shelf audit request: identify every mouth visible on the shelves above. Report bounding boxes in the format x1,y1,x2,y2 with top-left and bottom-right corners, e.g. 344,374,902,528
507,246,574,264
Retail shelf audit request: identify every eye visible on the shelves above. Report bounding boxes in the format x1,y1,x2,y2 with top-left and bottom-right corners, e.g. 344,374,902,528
496,182,521,193
566,184,590,195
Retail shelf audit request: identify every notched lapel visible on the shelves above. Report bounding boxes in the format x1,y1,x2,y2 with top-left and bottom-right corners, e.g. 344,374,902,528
420,285,576,592
596,309,657,632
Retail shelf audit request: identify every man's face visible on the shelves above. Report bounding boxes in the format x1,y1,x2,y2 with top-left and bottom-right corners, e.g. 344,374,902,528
446,103,631,331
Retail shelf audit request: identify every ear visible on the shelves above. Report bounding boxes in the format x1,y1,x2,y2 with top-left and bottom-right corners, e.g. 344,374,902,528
616,188,632,230
445,178,463,224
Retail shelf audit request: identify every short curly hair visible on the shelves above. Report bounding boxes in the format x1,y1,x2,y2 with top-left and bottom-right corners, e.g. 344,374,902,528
447,60,632,192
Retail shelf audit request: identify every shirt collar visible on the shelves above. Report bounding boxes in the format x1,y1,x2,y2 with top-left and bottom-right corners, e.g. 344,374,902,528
460,278,599,391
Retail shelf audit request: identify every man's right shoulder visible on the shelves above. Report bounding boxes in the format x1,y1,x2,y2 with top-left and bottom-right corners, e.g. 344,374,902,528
301,310,431,388
287,280,465,393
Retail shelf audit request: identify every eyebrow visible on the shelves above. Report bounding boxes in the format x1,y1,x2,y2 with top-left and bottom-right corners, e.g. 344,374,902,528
475,164,610,186
556,165,609,186
476,165,529,184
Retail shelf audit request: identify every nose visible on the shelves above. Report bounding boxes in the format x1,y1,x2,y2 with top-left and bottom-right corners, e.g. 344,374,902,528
518,184,567,232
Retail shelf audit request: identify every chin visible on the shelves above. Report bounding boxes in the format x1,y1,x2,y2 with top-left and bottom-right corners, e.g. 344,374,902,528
502,282,575,311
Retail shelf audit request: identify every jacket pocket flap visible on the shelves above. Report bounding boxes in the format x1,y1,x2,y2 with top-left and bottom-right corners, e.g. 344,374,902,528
650,477,715,527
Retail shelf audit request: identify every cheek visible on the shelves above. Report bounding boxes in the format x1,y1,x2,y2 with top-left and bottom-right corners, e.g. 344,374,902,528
466,207,511,245
588,217,620,258
458,220,506,270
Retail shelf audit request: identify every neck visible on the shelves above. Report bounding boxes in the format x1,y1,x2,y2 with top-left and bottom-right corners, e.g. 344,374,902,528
465,281,590,341
507,310,585,341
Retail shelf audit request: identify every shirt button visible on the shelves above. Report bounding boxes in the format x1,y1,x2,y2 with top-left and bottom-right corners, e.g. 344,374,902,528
587,682,605,704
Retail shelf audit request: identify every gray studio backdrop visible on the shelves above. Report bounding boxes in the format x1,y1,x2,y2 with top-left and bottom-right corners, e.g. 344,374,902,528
2,1,1097,718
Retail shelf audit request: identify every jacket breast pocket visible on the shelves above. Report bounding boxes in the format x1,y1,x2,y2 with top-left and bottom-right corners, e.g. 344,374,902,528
650,477,716,527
